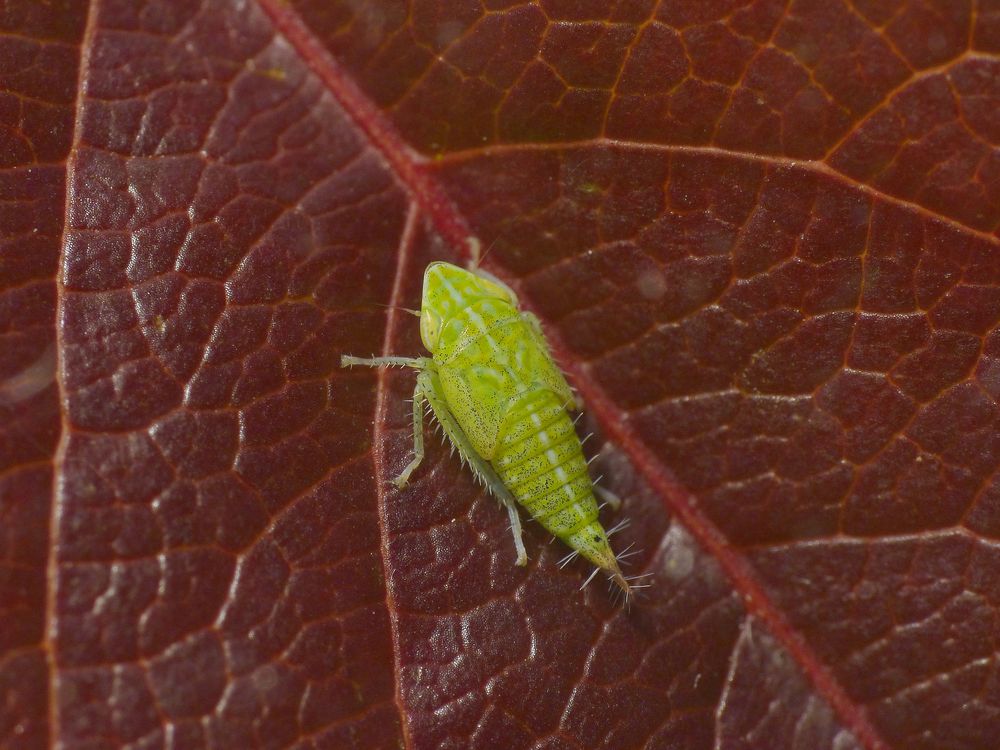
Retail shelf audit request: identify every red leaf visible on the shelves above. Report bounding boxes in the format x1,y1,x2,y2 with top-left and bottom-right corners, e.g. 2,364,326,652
2,1,999,748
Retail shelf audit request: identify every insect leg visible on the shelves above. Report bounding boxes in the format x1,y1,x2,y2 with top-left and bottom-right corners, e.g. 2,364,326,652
393,379,427,489
341,355,425,369
466,236,482,267
418,367,529,567
594,485,622,512
500,491,528,567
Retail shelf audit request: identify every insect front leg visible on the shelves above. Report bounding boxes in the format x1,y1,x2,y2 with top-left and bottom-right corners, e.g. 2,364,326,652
341,355,425,369
418,367,529,566
340,354,431,487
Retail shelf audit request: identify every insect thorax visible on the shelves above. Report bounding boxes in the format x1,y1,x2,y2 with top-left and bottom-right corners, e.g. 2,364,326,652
423,263,569,461
434,297,532,459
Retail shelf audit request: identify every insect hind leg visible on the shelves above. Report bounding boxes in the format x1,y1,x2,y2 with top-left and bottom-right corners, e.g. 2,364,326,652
418,367,529,567
594,485,622,512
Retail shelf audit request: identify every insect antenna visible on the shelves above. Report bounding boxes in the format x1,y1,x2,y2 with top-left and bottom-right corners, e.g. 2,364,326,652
467,236,499,269
373,302,421,317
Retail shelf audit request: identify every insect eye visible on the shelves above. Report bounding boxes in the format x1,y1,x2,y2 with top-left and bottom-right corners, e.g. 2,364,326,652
473,272,518,305
420,307,442,351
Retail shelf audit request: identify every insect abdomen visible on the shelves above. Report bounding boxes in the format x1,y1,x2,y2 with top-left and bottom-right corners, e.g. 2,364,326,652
493,387,616,570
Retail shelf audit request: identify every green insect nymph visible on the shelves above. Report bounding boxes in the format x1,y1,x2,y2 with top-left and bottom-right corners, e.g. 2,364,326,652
343,260,638,601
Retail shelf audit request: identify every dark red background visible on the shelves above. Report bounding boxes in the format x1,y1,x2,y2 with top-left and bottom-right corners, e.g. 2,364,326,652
2,1,999,748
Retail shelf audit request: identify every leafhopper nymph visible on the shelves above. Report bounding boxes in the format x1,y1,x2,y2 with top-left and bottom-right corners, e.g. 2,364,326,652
342,261,642,601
